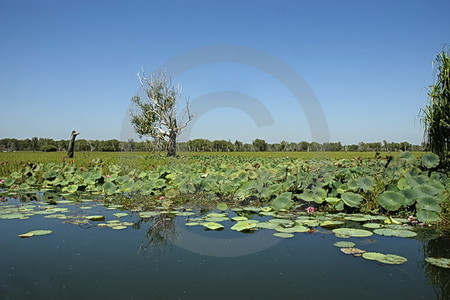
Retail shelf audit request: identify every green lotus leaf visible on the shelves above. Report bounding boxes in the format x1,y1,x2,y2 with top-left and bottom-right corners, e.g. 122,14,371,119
332,228,373,238
362,252,407,264
175,211,196,217
139,211,160,218
325,197,340,205
256,222,278,230
416,210,439,223
113,213,128,218
413,184,439,197
416,196,442,213
112,225,127,230
422,153,440,169
341,192,363,208
373,228,417,238
334,241,356,248
216,202,228,211
271,192,294,210
19,230,52,238
205,217,229,222
273,232,294,238
185,222,200,226
202,222,224,230
357,176,376,192
378,191,406,211
230,221,257,232
320,220,345,227
103,181,117,195
344,216,369,222
401,189,419,206
232,216,248,221
425,257,450,269
275,224,309,233
85,215,105,221
363,223,384,229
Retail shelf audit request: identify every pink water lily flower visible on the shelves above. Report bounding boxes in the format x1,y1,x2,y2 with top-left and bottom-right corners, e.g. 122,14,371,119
105,174,111,178
0,179,4,184
306,206,316,214
159,196,165,200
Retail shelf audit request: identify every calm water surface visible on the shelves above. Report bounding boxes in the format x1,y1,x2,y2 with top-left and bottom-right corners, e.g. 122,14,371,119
0,199,448,300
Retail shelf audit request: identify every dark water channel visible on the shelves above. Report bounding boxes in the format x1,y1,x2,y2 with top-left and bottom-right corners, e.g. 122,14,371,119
0,198,449,300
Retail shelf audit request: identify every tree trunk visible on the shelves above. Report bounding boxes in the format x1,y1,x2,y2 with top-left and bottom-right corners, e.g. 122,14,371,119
67,130,79,158
167,130,177,157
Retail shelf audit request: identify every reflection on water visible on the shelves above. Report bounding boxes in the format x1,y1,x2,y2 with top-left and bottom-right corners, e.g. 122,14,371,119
422,235,450,300
0,197,449,299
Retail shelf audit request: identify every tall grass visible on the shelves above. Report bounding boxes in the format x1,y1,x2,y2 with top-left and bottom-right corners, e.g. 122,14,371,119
421,49,450,170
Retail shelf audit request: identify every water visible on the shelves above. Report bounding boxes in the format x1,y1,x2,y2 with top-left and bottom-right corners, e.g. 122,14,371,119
0,199,448,299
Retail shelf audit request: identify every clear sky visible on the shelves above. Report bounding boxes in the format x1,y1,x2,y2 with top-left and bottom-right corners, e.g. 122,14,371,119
1,0,449,144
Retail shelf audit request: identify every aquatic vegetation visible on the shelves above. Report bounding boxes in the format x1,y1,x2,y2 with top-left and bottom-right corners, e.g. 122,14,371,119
362,252,408,265
425,257,450,269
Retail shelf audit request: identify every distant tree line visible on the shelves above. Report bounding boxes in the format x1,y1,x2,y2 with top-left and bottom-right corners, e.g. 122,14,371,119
0,137,425,153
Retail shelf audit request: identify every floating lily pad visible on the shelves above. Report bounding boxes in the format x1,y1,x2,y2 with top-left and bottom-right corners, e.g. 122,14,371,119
273,232,294,238
232,216,248,221
216,202,228,211
202,222,224,230
19,230,52,238
334,241,356,248
175,211,196,217
139,211,160,218
362,252,407,264
373,228,417,238
231,221,258,231
185,222,200,226
85,215,105,221
425,257,450,269
320,220,345,227
344,216,369,222
363,223,384,229
113,213,128,218
332,228,373,238
112,226,127,230
256,222,278,230
275,224,308,233
340,248,366,255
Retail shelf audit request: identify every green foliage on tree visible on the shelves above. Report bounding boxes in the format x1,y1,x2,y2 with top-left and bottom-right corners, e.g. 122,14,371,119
421,48,450,169
130,71,194,157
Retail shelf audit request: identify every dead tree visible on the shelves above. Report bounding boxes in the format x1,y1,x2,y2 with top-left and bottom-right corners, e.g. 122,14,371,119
67,130,80,158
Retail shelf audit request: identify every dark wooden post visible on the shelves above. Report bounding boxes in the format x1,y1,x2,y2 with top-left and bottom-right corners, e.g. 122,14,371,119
67,130,80,158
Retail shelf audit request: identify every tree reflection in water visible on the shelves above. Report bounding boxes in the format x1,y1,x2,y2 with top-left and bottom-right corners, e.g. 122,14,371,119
422,234,450,300
134,214,178,254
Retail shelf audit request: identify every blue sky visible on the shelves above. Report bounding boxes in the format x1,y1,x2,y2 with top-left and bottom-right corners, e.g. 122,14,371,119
1,0,449,144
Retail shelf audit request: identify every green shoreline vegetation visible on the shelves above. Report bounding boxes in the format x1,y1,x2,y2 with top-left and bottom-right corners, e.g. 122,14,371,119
0,151,448,231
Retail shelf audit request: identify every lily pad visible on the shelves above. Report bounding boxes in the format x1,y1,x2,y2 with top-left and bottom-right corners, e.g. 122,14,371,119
185,222,200,226
232,216,248,221
332,228,373,238
340,248,366,255
273,232,294,238
113,213,129,218
334,241,356,248
216,202,228,211
202,222,224,230
363,223,384,229
19,230,52,238
425,257,450,269
111,225,127,230
373,228,417,238
362,252,408,264
320,220,345,227
85,215,105,221
231,221,258,232
139,211,160,218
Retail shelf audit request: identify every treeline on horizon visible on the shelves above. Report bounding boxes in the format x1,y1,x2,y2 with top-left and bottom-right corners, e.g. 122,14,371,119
0,137,425,153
